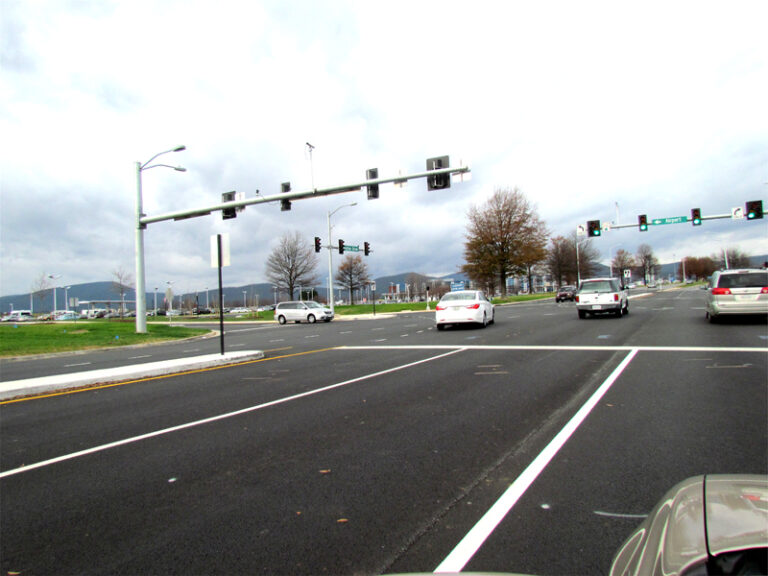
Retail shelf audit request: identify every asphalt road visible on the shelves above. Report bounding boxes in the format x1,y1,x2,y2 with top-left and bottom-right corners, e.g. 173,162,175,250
2,288,766,575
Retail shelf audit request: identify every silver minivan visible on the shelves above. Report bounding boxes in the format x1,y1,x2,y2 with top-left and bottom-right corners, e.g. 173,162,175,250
274,301,334,324
705,269,768,323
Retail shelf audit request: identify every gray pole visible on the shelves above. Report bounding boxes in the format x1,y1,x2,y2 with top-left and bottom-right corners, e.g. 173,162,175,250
327,209,334,314
135,161,148,333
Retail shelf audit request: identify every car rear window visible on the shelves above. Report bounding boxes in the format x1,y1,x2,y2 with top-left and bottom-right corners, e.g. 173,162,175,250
442,292,478,301
579,281,616,293
716,272,768,289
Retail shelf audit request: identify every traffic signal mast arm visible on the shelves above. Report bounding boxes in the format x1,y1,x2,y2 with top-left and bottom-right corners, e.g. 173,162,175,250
140,164,470,226
598,207,765,231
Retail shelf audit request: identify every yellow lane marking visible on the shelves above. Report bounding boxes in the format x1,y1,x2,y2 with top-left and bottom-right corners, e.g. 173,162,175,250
0,347,338,405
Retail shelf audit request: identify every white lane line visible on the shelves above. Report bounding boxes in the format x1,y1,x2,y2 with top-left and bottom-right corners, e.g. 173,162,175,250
434,349,639,573
0,348,466,479
63,362,92,368
341,344,767,353
128,355,152,360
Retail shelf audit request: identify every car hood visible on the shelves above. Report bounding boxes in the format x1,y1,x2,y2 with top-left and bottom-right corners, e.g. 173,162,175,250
609,474,768,576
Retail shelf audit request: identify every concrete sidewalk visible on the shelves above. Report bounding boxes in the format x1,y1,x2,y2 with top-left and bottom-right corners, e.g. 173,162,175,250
0,350,264,401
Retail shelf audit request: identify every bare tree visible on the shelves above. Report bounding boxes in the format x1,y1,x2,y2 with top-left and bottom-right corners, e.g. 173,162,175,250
575,234,601,282
712,247,751,270
112,266,134,318
547,236,576,287
636,244,660,283
31,272,51,313
611,249,635,280
265,231,319,301
406,272,430,301
461,187,549,296
335,255,371,305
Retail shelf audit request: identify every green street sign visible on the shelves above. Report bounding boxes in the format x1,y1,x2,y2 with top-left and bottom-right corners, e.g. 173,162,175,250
345,245,360,252
651,216,688,226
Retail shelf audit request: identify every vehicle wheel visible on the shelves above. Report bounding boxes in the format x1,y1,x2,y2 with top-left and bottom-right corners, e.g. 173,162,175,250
277,315,287,325
307,314,316,323
490,311,495,325
707,311,718,324
436,324,445,331
614,308,623,318
481,312,488,327
578,310,587,319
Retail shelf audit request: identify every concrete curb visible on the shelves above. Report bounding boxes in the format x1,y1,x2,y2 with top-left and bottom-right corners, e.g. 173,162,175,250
0,350,264,401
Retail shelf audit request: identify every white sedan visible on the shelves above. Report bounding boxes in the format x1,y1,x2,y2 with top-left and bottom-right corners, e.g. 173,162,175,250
435,290,495,330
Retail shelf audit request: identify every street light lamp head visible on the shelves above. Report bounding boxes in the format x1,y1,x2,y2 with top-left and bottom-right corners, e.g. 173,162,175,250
173,145,186,152
174,166,187,172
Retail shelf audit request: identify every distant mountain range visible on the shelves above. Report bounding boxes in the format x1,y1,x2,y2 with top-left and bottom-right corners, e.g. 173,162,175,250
0,273,469,313
3,256,764,314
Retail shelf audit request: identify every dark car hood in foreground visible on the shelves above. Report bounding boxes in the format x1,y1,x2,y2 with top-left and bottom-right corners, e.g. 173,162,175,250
609,474,768,576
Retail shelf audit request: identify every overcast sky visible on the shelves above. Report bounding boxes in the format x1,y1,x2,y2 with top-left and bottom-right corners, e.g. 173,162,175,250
2,0,767,297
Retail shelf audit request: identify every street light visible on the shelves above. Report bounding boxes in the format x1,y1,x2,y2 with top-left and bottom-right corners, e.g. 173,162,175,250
135,146,186,333
243,290,247,308
327,202,357,315
48,274,61,315
64,286,71,312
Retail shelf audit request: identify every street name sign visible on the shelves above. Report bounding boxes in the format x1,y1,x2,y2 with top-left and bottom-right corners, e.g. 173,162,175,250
652,216,688,225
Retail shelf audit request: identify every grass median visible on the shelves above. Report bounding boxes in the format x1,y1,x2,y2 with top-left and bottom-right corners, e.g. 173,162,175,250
0,322,210,357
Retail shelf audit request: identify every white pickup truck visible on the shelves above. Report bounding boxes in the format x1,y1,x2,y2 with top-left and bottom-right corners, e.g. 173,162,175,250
575,278,629,319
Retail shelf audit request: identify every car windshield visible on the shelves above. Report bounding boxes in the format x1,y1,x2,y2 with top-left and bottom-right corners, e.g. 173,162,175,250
579,281,615,293
441,292,478,302
717,272,768,289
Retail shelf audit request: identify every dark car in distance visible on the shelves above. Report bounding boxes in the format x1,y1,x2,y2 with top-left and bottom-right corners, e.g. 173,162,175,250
555,285,577,302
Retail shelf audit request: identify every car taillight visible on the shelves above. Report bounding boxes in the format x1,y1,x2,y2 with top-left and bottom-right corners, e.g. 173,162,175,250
712,287,732,295
613,294,619,301
575,295,580,302
762,287,768,294
466,303,480,309
436,305,446,311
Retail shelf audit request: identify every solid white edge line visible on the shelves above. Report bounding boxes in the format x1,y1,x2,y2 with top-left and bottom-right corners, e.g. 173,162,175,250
434,348,639,574
0,348,467,479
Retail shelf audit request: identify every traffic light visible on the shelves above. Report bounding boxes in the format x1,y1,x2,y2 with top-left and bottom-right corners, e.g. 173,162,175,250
222,191,236,220
587,220,601,237
638,214,648,232
364,241,370,256
314,237,322,253
426,156,451,190
691,208,702,226
280,182,291,212
366,168,379,200
746,200,763,220
338,239,345,254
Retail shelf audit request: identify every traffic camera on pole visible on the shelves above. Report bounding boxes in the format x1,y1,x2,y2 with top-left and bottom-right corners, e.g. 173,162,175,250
366,168,379,200
314,236,322,253
338,239,345,254
638,214,648,232
746,200,764,220
691,208,702,225
426,156,451,190
364,241,370,256
587,220,601,237
280,182,291,211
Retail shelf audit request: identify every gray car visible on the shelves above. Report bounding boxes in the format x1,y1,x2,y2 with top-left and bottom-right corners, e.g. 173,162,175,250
274,301,333,324
610,474,768,576
705,268,768,323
